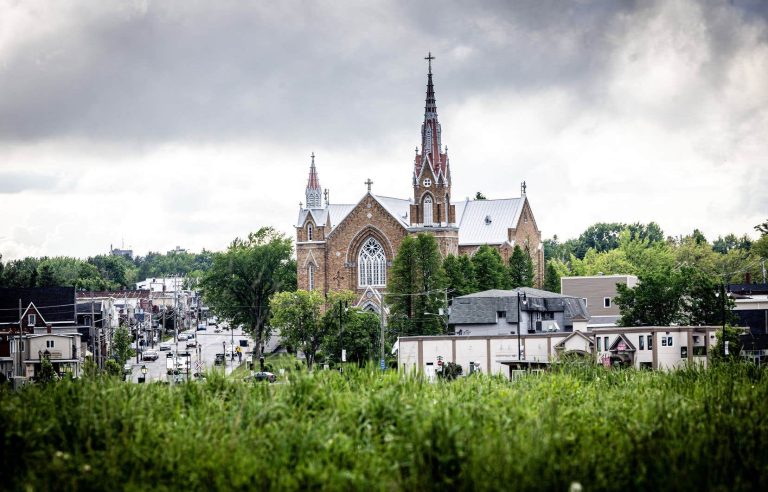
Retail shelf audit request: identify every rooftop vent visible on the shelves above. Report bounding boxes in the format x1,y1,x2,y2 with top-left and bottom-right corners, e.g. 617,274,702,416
485,215,492,225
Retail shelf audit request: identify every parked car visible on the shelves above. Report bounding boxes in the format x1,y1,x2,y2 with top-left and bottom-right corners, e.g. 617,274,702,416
142,350,159,361
186,340,198,348
214,327,222,333
186,332,195,339
245,371,276,383
197,324,206,331
159,343,172,351
178,333,188,342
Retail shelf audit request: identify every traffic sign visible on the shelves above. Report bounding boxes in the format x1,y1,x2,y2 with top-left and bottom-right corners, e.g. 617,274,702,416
380,359,386,370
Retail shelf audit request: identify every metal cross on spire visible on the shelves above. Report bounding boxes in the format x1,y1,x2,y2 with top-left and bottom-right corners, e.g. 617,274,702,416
425,51,435,74
365,178,374,192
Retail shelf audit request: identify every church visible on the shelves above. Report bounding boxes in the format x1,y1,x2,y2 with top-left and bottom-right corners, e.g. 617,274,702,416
295,55,544,311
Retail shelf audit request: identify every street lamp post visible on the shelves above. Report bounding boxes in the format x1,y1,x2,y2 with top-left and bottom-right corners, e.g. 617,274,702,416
517,290,527,364
721,283,727,357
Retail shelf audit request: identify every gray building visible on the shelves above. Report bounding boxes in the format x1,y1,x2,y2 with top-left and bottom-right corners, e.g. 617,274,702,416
561,274,638,327
448,288,590,337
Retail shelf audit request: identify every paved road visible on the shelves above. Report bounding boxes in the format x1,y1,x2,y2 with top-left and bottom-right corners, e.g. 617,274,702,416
128,327,253,383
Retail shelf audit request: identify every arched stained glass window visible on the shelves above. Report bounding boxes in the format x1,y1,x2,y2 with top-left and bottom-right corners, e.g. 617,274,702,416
423,195,433,226
358,237,386,287
308,264,315,291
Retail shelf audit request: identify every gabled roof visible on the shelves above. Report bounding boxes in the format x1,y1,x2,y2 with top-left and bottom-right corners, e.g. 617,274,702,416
608,334,636,352
554,330,594,350
455,198,524,246
297,195,410,232
0,287,76,324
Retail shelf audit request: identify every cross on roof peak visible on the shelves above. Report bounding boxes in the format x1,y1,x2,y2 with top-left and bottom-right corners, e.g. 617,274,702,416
425,51,435,74
365,178,373,192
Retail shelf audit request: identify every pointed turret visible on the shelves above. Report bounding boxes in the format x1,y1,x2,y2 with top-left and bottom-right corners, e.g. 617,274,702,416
305,153,322,208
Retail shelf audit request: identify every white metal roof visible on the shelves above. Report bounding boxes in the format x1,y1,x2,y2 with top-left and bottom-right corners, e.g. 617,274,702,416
372,195,411,227
456,198,523,245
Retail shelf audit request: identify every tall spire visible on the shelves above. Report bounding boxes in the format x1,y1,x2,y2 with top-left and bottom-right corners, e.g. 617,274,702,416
424,52,437,118
305,152,322,208
419,52,443,173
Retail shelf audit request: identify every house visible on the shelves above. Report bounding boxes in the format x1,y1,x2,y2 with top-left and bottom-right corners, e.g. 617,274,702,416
728,283,768,335
448,288,590,337
560,274,638,328
0,287,85,381
23,333,82,379
591,326,718,370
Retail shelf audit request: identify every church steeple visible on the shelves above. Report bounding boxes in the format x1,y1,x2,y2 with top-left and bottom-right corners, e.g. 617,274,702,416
305,152,322,209
410,53,455,227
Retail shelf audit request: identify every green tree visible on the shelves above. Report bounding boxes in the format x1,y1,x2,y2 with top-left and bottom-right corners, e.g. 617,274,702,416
270,290,325,370
710,326,743,363
0,257,41,287
507,245,534,288
36,357,58,384
475,192,487,200
387,234,447,337
471,245,505,291
443,254,476,299
615,270,687,326
321,291,380,366
200,228,296,359
754,235,768,259
111,326,133,366
573,223,625,259
755,218,768,236
543,260,561,293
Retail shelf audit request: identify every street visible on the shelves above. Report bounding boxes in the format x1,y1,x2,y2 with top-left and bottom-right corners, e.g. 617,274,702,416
128,326,253,383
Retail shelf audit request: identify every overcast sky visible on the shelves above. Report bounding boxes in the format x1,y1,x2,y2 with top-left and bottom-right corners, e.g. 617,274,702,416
1,0,766,261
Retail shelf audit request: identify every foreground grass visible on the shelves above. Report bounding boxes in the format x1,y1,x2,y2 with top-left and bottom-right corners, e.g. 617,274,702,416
1,364,767,491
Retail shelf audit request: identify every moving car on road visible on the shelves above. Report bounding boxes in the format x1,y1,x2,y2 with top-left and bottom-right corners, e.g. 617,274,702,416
142,350,159,361
244,371,276,383
178,333,188,342
186,340,198,348
159,343,171,351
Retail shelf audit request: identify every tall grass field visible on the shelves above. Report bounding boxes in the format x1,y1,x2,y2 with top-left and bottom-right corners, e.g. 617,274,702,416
2,364,767,491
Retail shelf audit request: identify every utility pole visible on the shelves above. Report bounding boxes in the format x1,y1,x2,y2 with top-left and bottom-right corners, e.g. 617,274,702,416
17,298,22,378
379,292,386,371
91,293,99,371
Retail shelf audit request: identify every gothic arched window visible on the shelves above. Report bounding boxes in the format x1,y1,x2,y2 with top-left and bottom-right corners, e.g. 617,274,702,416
423,195,433,226
308,264,315,290
358,237,386,287
307,223,314,241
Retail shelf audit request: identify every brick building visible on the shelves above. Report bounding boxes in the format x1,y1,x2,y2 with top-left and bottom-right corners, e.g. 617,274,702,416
295,56,544,310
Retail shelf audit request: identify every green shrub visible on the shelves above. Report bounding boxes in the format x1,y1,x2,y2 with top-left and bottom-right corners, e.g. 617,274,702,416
1,364,766,490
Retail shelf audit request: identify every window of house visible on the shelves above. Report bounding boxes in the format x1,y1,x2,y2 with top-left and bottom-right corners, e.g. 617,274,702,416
423,178,432,187
597,337,602,352
603,297,611,308
639,336,644,350
307,223,314,241
358,237,386,287
693,335,700,344
308,265,315,291
604,336,609,350
647,335,653,350
497,311,506,320
28,314,36,326
681,346,687,358
662,337,667,347
423,195,433,226
666,336,673,347
46,340,55,348
582,298,588,307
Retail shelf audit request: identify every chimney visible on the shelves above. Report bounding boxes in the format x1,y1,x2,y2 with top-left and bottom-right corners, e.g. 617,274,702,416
47,324,52,334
